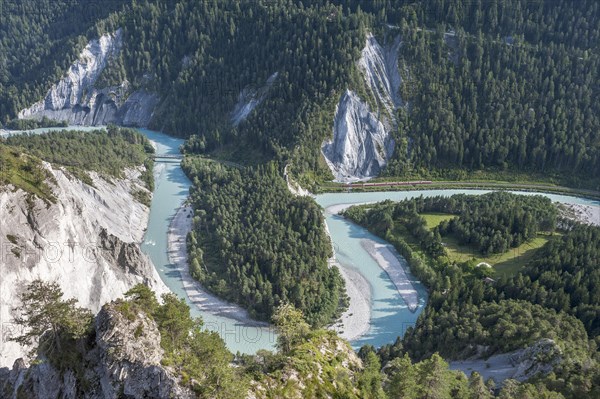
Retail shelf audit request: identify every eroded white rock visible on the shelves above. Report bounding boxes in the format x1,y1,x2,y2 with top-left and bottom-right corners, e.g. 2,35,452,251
322,33,403,182
231,72,278,126
18,30,158,127
0,164,168,368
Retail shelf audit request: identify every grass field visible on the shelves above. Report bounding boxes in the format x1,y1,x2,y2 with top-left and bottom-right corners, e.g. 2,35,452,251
419,212,554,278
442,234,553,278
421,213,455,229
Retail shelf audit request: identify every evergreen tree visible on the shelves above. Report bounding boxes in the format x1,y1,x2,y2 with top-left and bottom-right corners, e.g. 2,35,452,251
11,280,93,358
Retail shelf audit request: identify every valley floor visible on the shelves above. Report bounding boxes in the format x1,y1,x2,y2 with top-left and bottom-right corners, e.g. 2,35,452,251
317,180,600,200
167,203,267,326
323,203,422,342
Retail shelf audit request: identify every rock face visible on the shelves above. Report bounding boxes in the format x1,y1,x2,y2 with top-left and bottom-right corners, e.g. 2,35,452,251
359,34,403,115
0,164,168,368
92,304,195,399
18,30,159,127
322,90,395,181
322,33,403,182
231,72,278,126
283,164,312,197
450,338,563,384
0,303,194,399
509,338,563,381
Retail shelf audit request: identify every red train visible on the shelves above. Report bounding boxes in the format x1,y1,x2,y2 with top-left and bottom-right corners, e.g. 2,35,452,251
343,180,433,188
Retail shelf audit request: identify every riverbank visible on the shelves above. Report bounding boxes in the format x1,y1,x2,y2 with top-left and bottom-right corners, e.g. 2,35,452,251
322,213,372,342
316,180,600,201
561,203,600,226
333,264,372,341
167,203,267,326
285,169,373,342
361,239,419,312
326,202,419,312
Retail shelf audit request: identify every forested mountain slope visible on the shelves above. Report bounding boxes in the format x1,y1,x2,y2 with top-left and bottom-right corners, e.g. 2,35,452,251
344,194,600,398
3,0,598,186
0,0,129,118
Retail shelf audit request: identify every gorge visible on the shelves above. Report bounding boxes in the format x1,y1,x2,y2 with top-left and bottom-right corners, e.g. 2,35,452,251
2,1,599,395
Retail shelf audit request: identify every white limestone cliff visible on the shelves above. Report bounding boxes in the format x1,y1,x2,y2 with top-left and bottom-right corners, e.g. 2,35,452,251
322,90,395,181
322,33,403,182
0,164,168,368
18,30,158,127
359,34,403,116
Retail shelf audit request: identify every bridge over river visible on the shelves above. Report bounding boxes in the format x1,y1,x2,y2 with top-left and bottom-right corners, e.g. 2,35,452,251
152,154,183,161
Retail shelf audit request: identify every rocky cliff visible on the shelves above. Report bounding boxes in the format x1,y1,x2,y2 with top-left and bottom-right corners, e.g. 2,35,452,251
0,163,168,368
450,338,563,384
18,30,159,127
322,90,395,181
322,33,403,182
0,302,193,399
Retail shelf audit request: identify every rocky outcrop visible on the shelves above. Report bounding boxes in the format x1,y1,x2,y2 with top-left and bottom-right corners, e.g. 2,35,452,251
283,164,312,197
322,90,395,181
509,338,563,381
0,303,194,399
92,304,195,398
559,203,600,227
231,72,278,126
450,338,563,384
18,30,159,127
322,33,403,182
0,164,168,368
248,332,362,399
359,34,403,115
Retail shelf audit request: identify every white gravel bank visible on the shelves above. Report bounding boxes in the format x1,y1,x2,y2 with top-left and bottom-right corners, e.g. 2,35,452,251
561,203,600,226
361,239,419,312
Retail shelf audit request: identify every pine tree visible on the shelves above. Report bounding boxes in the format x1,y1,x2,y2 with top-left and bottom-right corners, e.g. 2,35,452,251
11,279,93,358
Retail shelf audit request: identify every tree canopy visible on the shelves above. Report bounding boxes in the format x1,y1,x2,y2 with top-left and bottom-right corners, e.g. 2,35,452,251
182,159,346,326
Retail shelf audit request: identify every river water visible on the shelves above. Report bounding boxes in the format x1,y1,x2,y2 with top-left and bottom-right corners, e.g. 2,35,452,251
136,129,277,354
315,190,599,349
5,126,599,353
139,131,599,352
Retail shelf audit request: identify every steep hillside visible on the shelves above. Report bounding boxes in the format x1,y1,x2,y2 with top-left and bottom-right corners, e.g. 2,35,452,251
0,129,167,367
5,1,599,186
378,1,600,187
6,1,369,178
17,30,158,127
322,33,402,182
0,294,199,399
0,0,128,120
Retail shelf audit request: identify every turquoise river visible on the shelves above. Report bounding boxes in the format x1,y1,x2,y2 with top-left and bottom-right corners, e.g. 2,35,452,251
4,127,599,354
